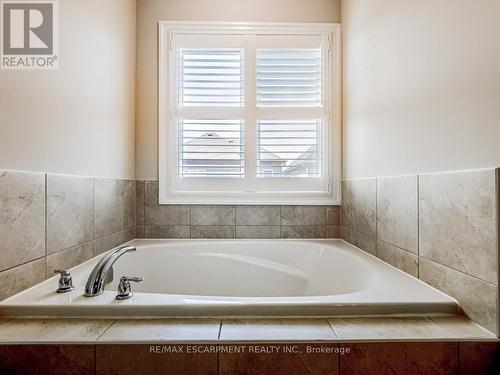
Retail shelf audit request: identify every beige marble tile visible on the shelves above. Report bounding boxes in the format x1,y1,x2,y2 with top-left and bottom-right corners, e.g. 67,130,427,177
123,179,136,228
146,204,190,226
236,205,281,225
135,225,145,239
94,178,124,238
0,258,45,300
98,319,221,342
0,319,114,343
123,226,136,242
281,225,326,238
376,175,418,253
93,231,124,256
419,257,497,334
191,205,235,225
46,242,94,276
329,316,493,340
144,225,190,238
235,225,281,239
135,180,145,225
46,174,93,255
191,225,235,239
340,226,351,242
145,181,190,225
327,225,340,238
377,240,418,277
220,319,338,341
326,205,340,225
281,205,326,226
349,178,376,236
419,169,497,284
340,180,351,227
350,230,376,255
0,170,45,272
428,316,496,339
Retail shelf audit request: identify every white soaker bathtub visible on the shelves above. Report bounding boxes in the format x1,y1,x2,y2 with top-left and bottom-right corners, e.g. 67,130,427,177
0,239,458,318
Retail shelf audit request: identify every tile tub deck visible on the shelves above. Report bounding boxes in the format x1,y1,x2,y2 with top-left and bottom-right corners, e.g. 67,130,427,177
0,316,497,375
0,316,494,344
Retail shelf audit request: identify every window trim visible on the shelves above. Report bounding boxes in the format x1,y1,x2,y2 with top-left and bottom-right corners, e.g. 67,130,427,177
159,21,341,205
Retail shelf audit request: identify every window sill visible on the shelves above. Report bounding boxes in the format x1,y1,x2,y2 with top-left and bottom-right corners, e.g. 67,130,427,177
159,192,340,205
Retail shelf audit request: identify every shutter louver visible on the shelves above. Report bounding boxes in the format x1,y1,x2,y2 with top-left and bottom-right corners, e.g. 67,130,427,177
179,48,244,107
179,119,245,178
257,48,322,107
257,119,322,178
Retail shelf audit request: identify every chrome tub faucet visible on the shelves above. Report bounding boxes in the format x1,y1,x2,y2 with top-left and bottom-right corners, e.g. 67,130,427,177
84,245,136,297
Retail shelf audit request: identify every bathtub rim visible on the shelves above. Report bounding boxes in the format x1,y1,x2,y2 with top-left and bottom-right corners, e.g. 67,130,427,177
0,238,460,318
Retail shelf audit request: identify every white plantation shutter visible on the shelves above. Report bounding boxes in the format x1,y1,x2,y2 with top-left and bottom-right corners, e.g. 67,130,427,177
255,38,326,183
160,24,339,203
257,119,321,178
172,35,247,186
179,48,244,107
257,49,322,107
178,119,244,177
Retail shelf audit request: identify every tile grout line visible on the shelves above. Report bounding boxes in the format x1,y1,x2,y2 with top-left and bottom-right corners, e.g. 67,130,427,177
95,228,131,241
0,319,10,327
323,205,327,238
233,204,236,238
92,177,96,256
375,177,378,257
46,242,87,261
419,254,497,287
326,319,341,340
338,341,341,375
417,174,420,279
44,173,48,279
0,255,46,273
497,168,500,336
377,238,418,257
95,320,118,342
217,320,223,340
280,205,283,238
189,205,192,238
134,180,137,231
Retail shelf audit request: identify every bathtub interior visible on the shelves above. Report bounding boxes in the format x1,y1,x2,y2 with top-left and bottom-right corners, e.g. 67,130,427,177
105,240,377,297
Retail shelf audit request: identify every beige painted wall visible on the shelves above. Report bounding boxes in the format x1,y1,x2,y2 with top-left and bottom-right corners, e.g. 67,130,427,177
0,0,136,179
342,0,500,179
135,0,341,179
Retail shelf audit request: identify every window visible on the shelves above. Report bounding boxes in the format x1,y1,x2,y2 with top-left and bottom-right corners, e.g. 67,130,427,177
159,22,341,204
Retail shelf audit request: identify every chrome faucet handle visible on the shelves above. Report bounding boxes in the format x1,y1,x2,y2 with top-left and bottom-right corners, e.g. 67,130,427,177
116,276,143,300
54,270,75,293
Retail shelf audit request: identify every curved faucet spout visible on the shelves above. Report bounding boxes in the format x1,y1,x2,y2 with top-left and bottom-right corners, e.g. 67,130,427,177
84,245,136,297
